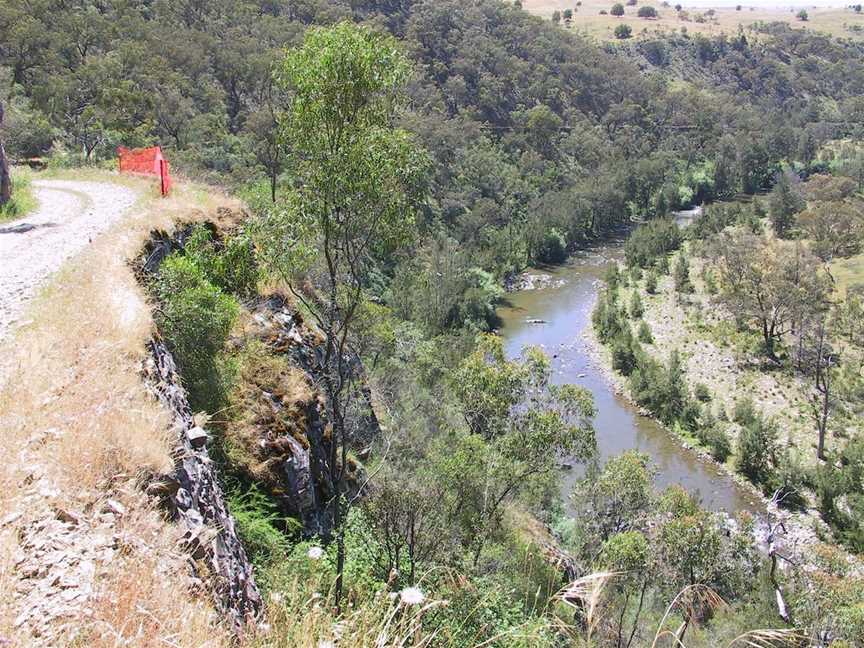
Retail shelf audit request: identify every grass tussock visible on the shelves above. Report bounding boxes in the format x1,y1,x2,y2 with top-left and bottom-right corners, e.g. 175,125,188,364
0,166,38,223
0,169,242,646
223,340,317,480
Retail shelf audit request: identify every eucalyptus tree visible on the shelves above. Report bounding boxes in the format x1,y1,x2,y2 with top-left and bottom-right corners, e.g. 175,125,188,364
253,22,429,608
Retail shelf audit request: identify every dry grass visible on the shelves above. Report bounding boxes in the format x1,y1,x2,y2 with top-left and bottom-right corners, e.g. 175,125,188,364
523,0,864,42
0,169,242,646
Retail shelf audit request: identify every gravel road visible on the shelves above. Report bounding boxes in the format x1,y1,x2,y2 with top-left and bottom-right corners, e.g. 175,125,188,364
0,179,139,342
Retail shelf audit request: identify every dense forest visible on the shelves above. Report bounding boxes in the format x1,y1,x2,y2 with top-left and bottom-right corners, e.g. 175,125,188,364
2,1,864,646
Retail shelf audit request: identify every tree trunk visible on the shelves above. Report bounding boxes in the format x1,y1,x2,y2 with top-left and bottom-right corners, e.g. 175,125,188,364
0,102,11,208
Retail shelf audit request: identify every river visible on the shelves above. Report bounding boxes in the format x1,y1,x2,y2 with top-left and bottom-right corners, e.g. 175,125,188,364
497,232,764,516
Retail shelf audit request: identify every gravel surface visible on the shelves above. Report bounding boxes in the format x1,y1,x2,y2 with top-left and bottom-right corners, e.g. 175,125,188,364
0,180,139,342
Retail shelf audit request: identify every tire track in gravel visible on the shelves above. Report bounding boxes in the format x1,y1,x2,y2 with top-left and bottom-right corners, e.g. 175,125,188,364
0,179,140,343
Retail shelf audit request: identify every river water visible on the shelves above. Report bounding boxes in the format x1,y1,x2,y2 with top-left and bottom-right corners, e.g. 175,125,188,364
497,233,763,516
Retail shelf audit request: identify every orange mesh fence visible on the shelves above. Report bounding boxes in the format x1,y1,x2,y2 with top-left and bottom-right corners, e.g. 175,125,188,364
117,146,172,196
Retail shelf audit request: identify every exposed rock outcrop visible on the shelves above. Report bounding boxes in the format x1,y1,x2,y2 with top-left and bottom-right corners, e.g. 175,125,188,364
143,338,261,632
227,295,379,538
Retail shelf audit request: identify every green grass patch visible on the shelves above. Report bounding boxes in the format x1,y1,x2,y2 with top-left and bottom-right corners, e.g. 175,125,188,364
830,251,864,297
0,167,38,223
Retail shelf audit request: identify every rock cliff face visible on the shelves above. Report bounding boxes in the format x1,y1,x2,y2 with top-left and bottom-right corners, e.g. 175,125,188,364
143,338,262,631
232,294,380,538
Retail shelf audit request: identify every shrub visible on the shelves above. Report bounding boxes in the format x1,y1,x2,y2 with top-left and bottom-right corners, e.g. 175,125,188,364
611,328,641,376
630,350,696,428
604,263,621,291
673,253,693,293
768,450,808,510
694,383,711,402
614,23,633,38
645,270,658,294
637,5,658,17
592,289,625,343
697,413,731,462
733,399,779,487
229,487,291,567
611,3,625,16
637,319,653,343
624,219,682,268
537,227,567,263
184,225,259,298
155,254,239,411
629,291,644,318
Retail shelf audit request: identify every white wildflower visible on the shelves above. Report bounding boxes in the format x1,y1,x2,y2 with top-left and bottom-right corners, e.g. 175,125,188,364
399,586,425,606
318,642,335,648
307,546,324,560
269,592,283,604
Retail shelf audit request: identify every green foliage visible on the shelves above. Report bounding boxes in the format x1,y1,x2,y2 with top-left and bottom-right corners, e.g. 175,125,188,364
592,288,626,344
629,350,698,429
673,253,693,293
229,486,291,567
445,336,596,562
637,319,654,343
0,167,36,223
637,5,658,17
696,412,732,462
629,290,644,318
693,383,712,402
184,225,259,298
614,23,633,39
601,530,649,571
611,326,641,376
611,3,625,16
624,219,682,269
536,227,567,263
256,22,428,291
733,398,779,488
578,451,654,541
645,270,658,294
424,574,556,648
768,169,805,239
154,254,239,412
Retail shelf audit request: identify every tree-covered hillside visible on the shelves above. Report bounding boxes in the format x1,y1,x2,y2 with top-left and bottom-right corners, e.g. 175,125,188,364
3,3,864,646
3,0,864,294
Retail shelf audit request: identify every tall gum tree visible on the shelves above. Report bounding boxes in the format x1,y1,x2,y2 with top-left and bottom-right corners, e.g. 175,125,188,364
252,21,429,609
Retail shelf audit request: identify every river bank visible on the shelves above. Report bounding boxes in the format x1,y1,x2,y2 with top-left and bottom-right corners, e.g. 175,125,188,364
583,245,864,572
497,238,764,515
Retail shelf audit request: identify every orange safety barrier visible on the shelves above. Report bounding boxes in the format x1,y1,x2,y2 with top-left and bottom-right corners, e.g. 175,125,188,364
117,145,172,196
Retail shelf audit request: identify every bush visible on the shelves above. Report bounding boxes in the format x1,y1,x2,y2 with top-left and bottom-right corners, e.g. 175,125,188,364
733,399,779,487
673,253,693,293
629,350,696,428
629,291,644,318
155,254,239,411
637,319,653,343
604,263,621,291
184,225,259,298
0,169,37,223
768,450,808,510
229,487,291,567
537,227,568,263
611,328,641,376
624,219,682,268
637,5,658,17
611,3,625,16
592,289,625,343
645,270,658,294
614,23,633,39
697,413,731,462
694,383,712,402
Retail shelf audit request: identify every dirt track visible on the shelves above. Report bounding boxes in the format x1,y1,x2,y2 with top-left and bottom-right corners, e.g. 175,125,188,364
0,179,139,342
